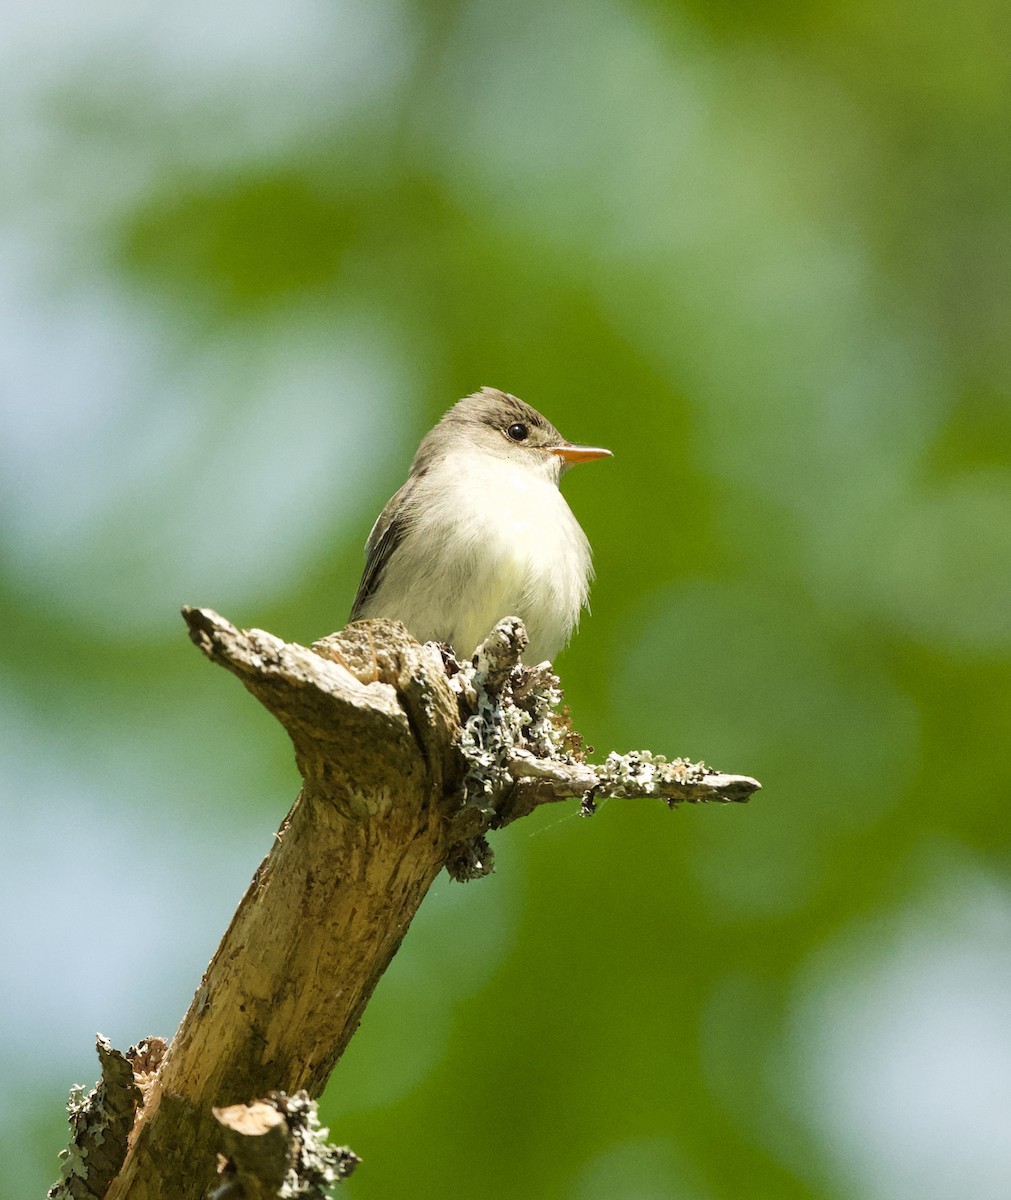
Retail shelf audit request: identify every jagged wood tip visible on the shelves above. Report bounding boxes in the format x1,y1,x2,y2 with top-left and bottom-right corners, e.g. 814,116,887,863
48,1036,167,1200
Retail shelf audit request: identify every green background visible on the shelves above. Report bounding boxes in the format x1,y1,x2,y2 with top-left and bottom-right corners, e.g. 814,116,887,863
3,2,1010,1197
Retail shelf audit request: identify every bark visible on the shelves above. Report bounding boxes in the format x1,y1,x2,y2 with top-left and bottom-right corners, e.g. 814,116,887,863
50,611,760,1200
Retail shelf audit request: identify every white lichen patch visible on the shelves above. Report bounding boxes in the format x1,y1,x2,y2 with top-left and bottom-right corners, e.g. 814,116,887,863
446,619,569,807
596,750,711,799
451,662,525,802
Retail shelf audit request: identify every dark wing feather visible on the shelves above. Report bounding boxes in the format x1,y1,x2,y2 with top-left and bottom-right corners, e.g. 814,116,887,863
349,476,416,619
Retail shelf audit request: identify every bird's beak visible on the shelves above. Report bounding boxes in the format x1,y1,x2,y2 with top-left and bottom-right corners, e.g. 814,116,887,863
548,442,613,465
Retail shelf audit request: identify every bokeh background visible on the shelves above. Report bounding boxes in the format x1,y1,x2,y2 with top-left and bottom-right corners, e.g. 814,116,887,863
3,1,1010,1197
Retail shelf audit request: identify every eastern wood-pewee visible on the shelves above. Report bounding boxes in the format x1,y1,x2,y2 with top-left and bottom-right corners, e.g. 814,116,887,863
350,387,611,662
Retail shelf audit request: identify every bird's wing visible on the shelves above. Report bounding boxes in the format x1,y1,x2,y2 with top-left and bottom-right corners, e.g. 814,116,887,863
349,476,416,620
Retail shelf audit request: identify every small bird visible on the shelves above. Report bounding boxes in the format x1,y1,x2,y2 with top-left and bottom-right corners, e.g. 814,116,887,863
350,387,612,663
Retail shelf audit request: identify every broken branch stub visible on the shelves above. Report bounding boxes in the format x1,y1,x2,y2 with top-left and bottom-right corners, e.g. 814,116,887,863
210,1092,359,1200
58,610,758,1200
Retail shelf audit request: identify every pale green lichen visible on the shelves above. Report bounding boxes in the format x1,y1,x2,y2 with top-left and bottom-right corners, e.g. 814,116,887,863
49,1084,98,1193
278,1091,359,1198
49,1037,161,1200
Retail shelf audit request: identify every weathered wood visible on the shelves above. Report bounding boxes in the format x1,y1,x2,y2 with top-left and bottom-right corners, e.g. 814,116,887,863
105,613,463,1200
55,610,758,1200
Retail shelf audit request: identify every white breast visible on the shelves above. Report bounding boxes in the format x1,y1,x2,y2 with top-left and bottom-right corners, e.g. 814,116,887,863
369,452,593,662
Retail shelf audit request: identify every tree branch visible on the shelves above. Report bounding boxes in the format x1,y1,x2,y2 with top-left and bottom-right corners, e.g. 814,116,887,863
52,611,759,1200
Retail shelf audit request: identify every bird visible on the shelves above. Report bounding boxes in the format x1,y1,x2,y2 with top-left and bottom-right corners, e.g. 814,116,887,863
350,387,611,663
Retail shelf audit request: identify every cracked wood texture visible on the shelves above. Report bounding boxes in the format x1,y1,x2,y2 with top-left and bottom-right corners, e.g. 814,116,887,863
86,609,758,1200
106,611,464,1200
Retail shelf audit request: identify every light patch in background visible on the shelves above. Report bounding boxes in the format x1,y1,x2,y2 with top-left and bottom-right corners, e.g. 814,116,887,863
0,265,408,633
0,0,415,637
787,856,1011,1199
571,1137,710,1200
615,579,919,917
0,0,411,199
0,684,283,1074
0,686,274,1191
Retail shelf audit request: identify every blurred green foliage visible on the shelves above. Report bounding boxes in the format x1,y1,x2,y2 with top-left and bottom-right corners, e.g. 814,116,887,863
2,1,1009,1198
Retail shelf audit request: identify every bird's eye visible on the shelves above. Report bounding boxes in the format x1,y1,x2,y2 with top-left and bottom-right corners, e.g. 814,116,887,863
506,423,529,442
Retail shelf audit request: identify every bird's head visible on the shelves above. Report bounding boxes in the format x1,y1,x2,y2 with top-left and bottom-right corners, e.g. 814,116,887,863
415,387,612,481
